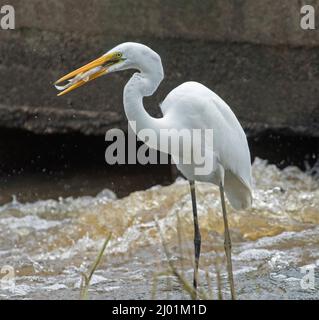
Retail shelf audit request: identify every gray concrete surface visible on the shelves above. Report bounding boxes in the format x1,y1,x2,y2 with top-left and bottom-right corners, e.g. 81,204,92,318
0,0,319,137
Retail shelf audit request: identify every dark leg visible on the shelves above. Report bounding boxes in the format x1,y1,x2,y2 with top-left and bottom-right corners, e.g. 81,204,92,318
219,182,236,300
189,180,201,298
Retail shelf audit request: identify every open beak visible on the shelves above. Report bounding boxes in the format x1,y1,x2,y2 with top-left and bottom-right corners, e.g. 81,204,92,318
54,52,118,96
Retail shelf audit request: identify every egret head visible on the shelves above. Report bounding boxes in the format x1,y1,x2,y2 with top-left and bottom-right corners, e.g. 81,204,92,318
54,42,162,96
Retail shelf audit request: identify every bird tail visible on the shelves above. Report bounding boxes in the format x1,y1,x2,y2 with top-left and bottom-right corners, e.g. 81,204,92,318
224,170,252,210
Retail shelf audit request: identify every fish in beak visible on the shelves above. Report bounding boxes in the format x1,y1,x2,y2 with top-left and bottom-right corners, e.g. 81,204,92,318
54,52,121,96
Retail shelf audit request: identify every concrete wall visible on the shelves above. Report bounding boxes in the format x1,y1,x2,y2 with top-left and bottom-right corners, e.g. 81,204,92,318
1,0,319,136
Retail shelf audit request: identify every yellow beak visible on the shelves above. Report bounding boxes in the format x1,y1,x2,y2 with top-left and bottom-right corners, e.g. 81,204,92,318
54,52,117,96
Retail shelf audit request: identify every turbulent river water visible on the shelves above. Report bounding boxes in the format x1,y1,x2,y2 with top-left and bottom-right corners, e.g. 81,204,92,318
0,158,318,300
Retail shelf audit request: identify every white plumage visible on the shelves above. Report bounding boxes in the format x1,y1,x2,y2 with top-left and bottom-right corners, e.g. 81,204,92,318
55,42,253,299
160,81,252,210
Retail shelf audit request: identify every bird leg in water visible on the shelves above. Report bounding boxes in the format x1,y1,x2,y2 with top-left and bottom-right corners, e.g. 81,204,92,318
189,180,201,298
219,182,236,300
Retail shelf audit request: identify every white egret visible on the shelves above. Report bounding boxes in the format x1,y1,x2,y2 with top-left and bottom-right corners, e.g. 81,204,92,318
55,42,252,300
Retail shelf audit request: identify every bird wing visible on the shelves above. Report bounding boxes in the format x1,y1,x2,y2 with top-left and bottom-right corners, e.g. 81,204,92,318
161,81,252,210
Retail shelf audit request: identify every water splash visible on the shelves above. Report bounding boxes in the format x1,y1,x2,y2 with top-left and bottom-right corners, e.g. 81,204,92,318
0,158,318,299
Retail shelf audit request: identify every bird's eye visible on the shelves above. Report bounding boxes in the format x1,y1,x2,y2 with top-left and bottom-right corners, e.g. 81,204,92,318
116,52,122,59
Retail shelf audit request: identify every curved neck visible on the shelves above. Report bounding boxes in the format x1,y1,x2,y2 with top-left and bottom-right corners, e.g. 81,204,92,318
123,62,164,136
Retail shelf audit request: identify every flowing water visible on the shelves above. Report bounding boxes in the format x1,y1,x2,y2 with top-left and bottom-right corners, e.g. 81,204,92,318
0,158,318,300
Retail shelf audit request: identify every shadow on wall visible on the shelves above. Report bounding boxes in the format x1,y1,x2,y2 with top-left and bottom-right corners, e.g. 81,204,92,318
0,128,317,204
